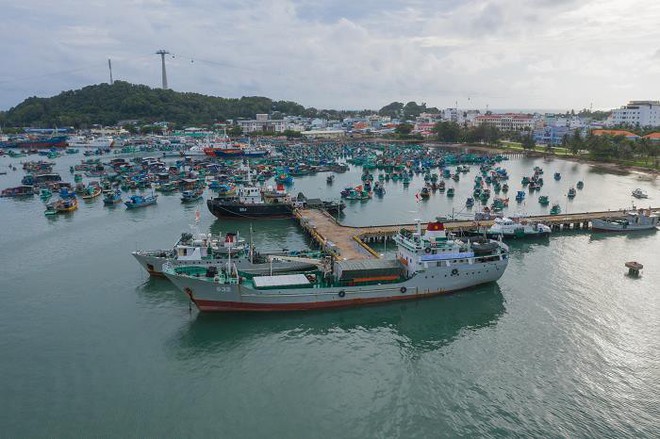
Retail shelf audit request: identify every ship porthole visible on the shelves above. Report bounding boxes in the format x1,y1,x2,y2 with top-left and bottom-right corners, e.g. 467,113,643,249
338,290,346,298
425,247,431,254
451,269,458,276
400,287,407,294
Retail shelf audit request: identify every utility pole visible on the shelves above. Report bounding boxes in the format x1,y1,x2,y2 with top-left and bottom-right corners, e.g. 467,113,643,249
108,58,113,85
156,50,170,89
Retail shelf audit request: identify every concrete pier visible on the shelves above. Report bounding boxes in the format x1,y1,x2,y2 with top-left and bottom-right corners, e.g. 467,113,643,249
295,207,660,260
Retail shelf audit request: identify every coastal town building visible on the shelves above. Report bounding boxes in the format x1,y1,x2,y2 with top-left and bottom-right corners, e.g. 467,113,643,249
236,114,285,133
473,113,535,131
533,126,572,145
606,100,660,127
300,129,346,139
591,129,640,140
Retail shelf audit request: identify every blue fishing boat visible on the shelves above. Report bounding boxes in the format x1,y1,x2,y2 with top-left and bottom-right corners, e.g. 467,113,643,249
515,190,526,201
181,189,204,203
125,194,158,209
103,189,123,205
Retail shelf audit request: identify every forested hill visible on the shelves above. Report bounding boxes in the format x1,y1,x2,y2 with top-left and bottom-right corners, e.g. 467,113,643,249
0,81,310,128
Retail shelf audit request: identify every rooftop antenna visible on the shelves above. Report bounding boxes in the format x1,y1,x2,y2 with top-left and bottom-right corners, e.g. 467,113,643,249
108,58,114,85
156,49,170,89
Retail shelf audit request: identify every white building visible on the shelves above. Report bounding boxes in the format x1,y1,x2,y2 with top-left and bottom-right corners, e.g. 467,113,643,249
473,113,535,131
236,114,285,133
607,100,660,127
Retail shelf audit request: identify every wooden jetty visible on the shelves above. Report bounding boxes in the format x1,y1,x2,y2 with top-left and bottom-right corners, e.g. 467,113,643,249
295,207,660,260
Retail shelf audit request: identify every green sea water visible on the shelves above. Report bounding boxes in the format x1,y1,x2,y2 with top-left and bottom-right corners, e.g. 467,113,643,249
0,152,658,438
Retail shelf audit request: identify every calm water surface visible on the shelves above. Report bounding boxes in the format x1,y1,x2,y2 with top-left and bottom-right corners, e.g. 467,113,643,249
0,152,658,438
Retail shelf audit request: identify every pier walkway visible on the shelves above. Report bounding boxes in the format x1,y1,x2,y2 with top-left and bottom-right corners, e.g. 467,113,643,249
295,207,660,260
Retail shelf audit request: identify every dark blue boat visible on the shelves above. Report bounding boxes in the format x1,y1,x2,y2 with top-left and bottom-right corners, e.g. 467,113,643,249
125,194,158,209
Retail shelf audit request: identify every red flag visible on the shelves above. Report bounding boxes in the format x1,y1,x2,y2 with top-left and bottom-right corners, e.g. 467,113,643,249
415,193,420,202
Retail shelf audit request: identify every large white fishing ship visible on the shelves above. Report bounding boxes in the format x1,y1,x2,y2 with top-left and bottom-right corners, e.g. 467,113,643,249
163,219,510,312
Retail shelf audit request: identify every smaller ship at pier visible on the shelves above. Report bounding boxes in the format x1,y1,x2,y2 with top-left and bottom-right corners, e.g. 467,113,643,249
470,216,551,240
591,208,658,232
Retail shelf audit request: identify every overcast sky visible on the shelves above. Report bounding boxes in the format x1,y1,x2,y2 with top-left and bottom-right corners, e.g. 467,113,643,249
1,0,659,112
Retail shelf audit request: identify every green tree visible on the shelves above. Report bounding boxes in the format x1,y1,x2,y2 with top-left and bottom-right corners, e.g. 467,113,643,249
282,129,302,139
378,102,404,118
227,125,243,137
395,123,414,135
432,121,461,143
521,133,536,150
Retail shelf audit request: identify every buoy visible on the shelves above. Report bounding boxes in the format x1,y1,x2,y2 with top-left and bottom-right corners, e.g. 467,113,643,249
625,261,643,276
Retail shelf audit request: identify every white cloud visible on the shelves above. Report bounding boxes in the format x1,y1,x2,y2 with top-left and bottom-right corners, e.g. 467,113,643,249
0,0,658,112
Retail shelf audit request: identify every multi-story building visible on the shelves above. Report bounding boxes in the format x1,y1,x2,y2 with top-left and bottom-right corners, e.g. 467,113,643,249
473,113,535,131
236,114,285,133
533,126,572,145
607,100,660,127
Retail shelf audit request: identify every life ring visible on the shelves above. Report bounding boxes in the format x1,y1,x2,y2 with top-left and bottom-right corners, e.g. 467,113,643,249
451,268,458,276
400,287,407,294
338,290,346,298
424,247,431,254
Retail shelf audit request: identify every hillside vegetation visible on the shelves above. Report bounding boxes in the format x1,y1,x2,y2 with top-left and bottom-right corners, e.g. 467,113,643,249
0,81,309,128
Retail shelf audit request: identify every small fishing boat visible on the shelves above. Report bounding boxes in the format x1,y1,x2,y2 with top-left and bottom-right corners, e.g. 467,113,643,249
576,181,584,189
554,172,561,181
419,187,431,200
344,185,372,201
102,189,123,205
446,187,455,197
181,189,204,203
631,188,648,199
81,185,102,200
39,188,52,200
55,196,78,213
373,181,386,196
550,203,561,215
471,216,551,240
465,197,474,207
538,195,549,206
44,202,58,216
567,187,576,198
125,194,158,209
592,208,658,232
326,175,335,184
1,185,35,198
515,190,525,202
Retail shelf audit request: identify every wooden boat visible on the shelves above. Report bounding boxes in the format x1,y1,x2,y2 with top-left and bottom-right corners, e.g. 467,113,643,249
102,189,123,205
81,185,102,200
631,188,648,199
567,187,576,198
125,194,158,209
1,185,35,198
181,189,204,203
55,196,78,213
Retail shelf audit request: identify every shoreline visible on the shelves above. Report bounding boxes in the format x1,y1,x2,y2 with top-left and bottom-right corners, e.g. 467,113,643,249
420,140,658,178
